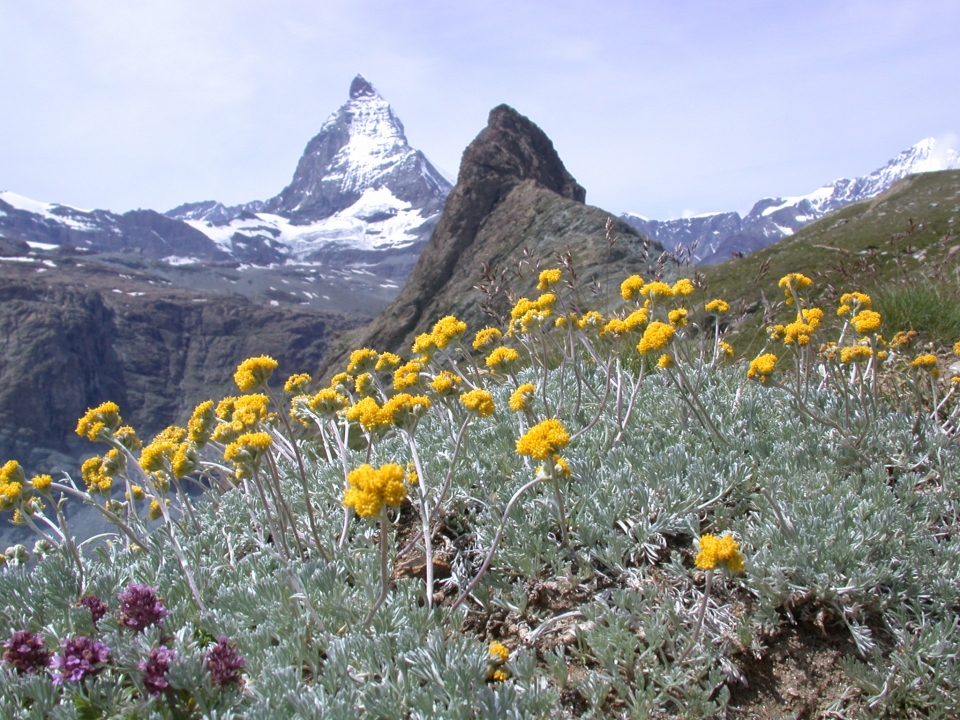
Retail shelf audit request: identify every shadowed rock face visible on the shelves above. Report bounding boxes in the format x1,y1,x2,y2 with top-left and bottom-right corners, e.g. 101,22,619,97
0,258,361,474
320,104,664,372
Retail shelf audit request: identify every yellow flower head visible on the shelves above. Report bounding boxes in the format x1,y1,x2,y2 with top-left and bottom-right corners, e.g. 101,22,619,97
889,330,917,350
485,346,520,372
375,352,402,372
850,310,882,334
509,383,536,411
431,315,468,349
80,456,112,494
747,353,778,382
284,373,312,394
620,275,645,301
330,372,354,392
657,354,673,369
411,333,437,357
460,388,496,418
840,345,873,364
354,372,375,396
911,354,939,373
718,341,734,358
148,498,167,522
171,442,198,478
223,432,273,465
778,273,812,290
705,299,730,314
342,463,407,518
429,371,462,395
234,356,278,392
537,268,562,291
695,533,745,573
600,318,629,337
380,393,431,427
473,327,503,351
76,401,122,442
187,400,216,446
488,641,509,664
30,474,53,493
839,291,871,310
641,281,675,299
667,308,688,327
516,419,569,460
577,311,605,330
343,397,390,431
347,348,379,374
953,340,960,357
394,360,423,390
637,321,675,354
672,278,695,296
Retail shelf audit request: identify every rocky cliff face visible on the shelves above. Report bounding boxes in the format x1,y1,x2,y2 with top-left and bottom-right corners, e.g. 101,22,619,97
0,254,360,475
321,104,667,371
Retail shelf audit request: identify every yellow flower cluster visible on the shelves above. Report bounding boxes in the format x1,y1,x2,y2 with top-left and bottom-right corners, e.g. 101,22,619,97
347,348,379,374
381,393,432,427
705,299,730,314
640,281,674,299
485,346,520,371
81,455,113,494
840,345,873,364
837,291,872,316
637,321,675,355
601,308,649,337
393,359,423,390
747,353,778,382
375,352,402,371
718,341,734,358
509,383,536,411
460,388,496,417
911,354,939,373
234,356,278,392
0,460,25,511
355,373,375,396
537,268,562,291
140,426,187,473
620,275,645,300
695,533,745,572
780,307,824,346
778,273,812,304
851,310,882,334
431,316,468,349
516,419,569,460
342,463,407,518
668,308,688,327
212,394,272,444
473,327,502,351
187,400,216,446
30,474,53,493
330,372,353,392
223,432,273,464
672,278,695,296
343,397,390,431
488,641,509,663
508,295,556,335
75,401,122,442
657,354,673,369
284,373,312,394
429,371,462,394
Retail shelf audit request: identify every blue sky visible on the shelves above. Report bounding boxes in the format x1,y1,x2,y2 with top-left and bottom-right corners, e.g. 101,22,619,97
1,1,957,219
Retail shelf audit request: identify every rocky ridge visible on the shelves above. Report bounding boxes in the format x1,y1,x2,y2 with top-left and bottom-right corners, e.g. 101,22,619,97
321,104,668,373
623,137,960,263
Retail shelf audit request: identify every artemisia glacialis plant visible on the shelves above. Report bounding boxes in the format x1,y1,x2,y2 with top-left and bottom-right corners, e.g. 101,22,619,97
1,264,959,717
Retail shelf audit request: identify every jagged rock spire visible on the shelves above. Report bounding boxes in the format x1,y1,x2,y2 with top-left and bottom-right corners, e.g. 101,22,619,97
349,74,378,99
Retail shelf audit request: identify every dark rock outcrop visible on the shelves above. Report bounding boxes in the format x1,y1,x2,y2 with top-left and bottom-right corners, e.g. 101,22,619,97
0,259,361,474
321,104,666,371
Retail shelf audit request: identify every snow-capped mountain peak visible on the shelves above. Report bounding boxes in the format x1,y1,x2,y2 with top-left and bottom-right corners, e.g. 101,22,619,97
622,136,960,264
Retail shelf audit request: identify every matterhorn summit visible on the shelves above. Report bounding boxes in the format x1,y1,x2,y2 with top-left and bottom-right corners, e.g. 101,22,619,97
165,75,452,266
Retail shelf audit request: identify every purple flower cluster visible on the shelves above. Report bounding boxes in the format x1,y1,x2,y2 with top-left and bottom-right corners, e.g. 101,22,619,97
78,595,109,627
138,645,175,695
117,584,168,633
51,636,110,684
205,636,246,687
2,630,52,674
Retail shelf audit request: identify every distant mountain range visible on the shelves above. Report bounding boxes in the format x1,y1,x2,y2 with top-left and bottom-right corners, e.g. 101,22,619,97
622,137,960,263
0,75,451,276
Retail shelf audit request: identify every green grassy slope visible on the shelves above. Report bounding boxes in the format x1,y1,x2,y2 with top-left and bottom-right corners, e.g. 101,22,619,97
699,169,960,352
